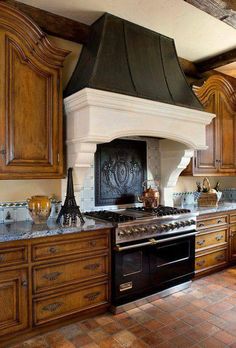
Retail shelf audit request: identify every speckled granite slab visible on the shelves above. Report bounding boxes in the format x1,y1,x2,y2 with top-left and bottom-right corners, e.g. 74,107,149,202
178,202,236,216
0,217,113,243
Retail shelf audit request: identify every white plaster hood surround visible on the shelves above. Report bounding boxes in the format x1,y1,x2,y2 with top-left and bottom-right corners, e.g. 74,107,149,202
64,88,214,206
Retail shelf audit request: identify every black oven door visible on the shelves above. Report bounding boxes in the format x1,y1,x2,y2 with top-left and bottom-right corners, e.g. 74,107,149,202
149,232,195,290
112,243,150,305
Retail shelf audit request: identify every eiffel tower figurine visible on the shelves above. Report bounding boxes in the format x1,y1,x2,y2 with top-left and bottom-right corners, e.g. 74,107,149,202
57,167,85,225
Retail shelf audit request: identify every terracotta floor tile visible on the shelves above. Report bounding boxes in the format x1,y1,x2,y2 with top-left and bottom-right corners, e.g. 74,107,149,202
87,327,109,343
95,315,114,326
102,321,123,335
142,318,164,331
168,334,196,347
99,337,122,348
167,319,191,334
113,330,137,347
214,330,236,345
199,336,229,348
141,332,164,347
46,332,76,348
70,333,93,347
19,337,49,348
118,316,138,328
129,323,150,338
78,319,100,331
205,301,234,315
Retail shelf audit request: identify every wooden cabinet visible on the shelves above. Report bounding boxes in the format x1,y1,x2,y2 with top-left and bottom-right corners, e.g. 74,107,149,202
182,75,236,176
0,228,111,346
0,3,69,179
0,268,29,336
195,211,229,276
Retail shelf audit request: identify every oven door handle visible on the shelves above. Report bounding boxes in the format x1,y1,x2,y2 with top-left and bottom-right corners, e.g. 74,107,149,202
114,232,197,252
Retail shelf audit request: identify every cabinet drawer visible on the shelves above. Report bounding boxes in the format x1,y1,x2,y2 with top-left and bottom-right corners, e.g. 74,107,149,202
32,234,109,261
197,215,228,230
230,213,236,224
0,246,27,267
195,249,227,272
33,282,108,325
33,254,108,294
195,228,228,250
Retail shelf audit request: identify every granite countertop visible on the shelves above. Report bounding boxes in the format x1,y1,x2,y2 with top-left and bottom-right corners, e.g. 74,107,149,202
178,201,236,216
0,217,113,243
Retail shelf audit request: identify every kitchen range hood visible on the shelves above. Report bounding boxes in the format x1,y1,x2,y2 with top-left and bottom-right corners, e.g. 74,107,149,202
63,13,214,206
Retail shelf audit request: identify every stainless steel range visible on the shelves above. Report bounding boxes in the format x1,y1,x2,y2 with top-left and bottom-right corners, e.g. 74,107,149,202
85,206,198,308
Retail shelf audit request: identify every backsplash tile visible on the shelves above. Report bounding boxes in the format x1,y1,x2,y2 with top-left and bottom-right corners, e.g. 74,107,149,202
0,201,61,223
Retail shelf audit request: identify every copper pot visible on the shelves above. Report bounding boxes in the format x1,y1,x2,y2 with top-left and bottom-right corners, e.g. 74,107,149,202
138,185,160,208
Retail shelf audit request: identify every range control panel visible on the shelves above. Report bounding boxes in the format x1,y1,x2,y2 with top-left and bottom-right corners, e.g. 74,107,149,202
116,217,196,244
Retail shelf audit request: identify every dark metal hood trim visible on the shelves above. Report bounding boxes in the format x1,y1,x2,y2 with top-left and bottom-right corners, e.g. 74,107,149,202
64,13,203,110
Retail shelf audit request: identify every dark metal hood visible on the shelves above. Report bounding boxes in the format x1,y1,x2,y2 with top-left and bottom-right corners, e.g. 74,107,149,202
64,13,203,110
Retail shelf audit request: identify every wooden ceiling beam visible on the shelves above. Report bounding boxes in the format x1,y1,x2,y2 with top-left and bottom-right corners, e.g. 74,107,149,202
1,0,91,44
195,48,236,72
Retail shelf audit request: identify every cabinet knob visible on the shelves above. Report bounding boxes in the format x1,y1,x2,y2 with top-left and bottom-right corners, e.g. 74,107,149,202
197,239,205,246
42,271,62,281
21,280,28,287
198,223,205,227
215,235,223,241
84,263,100,271
49,246,58,254
196,260,205,267
89,241,97,247
217,219,223,224
42,302,63,312
84,291,100,301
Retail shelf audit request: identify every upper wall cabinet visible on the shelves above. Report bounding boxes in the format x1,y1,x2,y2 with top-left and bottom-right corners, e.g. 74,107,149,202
0,3,70,179
182,75,236,176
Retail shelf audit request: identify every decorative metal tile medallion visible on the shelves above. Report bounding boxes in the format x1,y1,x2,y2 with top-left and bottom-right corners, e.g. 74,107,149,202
95,139,147,206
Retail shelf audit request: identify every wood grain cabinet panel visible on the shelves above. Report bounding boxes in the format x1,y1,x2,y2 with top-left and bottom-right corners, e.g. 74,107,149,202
0,246,27,268
32,233,109,261
195,248,227,273
196,215,228,230
33,254,108,294
195,228,228,250
0,268,28,336
229,223,236,261
181,75,236,176
0,2,69,179
33,281,109,326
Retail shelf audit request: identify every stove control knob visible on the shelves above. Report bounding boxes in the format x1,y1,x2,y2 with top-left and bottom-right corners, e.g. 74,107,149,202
163,224,170,231
126,229,132,235
133,228,140,234
118,230,125,237
190,219,195,225
158,225,164,232
140,227,147,233
169,223,175,230
179,221,185,227
185,220,191,226
173,222,180,229
151,225,157,231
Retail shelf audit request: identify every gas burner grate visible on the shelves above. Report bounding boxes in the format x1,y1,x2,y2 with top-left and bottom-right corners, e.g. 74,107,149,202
127,205,191,216
84,210,136,223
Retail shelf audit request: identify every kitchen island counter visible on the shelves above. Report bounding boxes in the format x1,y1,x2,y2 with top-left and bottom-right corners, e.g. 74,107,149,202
0,217,113,243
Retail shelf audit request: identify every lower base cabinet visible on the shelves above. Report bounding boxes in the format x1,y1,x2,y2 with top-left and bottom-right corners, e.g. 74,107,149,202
0,268,29,336
195,210,236,277
0,228,111,346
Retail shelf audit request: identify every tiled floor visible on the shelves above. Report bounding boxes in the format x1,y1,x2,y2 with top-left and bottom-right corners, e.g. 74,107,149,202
11,267,236,348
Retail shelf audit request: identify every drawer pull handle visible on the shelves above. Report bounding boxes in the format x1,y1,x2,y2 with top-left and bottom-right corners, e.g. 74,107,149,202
198,223,205,227
217,219,223,224
42,302,63,312
215,235,223,241
49,247,58,254
42,272,62,281
0,255,5,262
84,291,100,301
84,263,100,271
197,239,205,246
196,260,205,267
215,255,225,262
21,280,28,287
89,241,97,247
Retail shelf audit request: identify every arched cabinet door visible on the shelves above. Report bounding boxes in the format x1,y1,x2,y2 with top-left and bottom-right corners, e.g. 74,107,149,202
0,3,69,179
181,75,236,176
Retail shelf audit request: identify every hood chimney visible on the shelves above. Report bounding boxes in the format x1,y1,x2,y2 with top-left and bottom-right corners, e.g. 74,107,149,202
63,13,215,207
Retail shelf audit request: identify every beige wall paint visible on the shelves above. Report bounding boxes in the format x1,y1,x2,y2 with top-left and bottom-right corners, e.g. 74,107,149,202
0,37,82,203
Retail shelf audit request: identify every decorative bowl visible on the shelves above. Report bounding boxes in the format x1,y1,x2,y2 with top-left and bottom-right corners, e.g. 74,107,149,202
27,195,52,224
